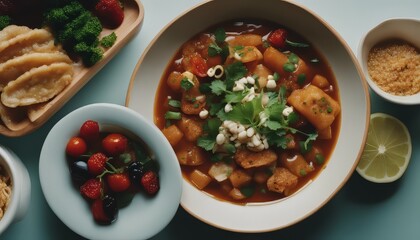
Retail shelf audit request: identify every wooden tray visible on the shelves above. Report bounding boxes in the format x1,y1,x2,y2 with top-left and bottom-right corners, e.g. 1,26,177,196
0,0,144,137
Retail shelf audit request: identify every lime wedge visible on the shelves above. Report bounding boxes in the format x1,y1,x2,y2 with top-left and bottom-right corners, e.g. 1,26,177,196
356,113,412,183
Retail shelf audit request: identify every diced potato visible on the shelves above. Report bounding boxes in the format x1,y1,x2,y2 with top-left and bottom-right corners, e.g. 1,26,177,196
312,74,330,89
227,34,263,47
161,125,183,147
190,169,212,190
234,148,277,169
176,143,206,166
285,134,297,149
287,85,340,130
251,64,272,88
208,162,234,182
167,71,183,92
229,169,252,188
263,47,308,76
229,188,247,200
280,152,314,177
230,46,263,63
267,167,298,195
318,126,332,139
177,117,203,142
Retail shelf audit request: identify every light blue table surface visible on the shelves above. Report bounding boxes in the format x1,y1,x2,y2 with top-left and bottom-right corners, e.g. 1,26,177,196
0,0,419,239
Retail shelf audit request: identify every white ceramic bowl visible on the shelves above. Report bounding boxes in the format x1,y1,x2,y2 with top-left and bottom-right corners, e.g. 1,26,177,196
39,103,182,240
126,0,370,232
358,18,420,105
0,145,31,234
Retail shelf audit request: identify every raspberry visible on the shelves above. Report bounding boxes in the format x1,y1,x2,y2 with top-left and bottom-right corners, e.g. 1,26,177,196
140,171,160,195
80,178,102,200
87,152,108,176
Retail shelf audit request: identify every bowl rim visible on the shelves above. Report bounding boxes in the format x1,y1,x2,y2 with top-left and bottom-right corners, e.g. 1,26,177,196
125,0,370,232
357,17,420,105
39,103,182,240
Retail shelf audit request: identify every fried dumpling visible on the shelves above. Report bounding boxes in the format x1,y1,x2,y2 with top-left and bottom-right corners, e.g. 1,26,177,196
1,63,73,108
0,25,31,42
0,52,72,90
0,28,54,64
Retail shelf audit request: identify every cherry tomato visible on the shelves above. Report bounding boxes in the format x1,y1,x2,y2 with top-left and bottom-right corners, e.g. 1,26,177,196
107,173,131,192
184,53,208,77
268,29,288,49
66,137,87,158
102,133,128,156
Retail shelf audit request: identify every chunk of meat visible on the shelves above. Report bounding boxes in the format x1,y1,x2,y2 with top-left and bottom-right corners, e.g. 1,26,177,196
287,85,340,130
267,167,298,195
177,116,203,142
280,152,314,177
234,148,277,169
229,169,252,188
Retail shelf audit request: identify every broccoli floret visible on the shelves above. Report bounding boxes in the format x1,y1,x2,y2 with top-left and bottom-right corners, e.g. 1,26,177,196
0,15,11,31
57,11,91,43
44,1,85,29
74,16,102,44
74,42,103,67
100,32,117,48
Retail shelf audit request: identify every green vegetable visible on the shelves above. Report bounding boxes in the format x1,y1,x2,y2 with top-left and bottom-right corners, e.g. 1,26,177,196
168,99,181,108
224,62,247,90
208,43,223,57
100,32,117,48
44,1,105,66
299,140,313,154
214,28,226,43
315,153,325,165
299,169,307,176
180,77,194,91
0,15,11,31
283,62,296,72
288,53,299,64
286,39,309,48
297,73,306,86
197,118,222,151
164,111,181,120
240,186,255,198
210,80,227,96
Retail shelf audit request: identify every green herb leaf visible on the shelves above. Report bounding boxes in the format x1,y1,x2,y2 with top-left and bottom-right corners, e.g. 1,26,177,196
240,185,255,198
286,39,309,48
297,73,306,86
265,120,282,130
208,43,223,57
273,72,280,81
214,28,226,43
209,102,225,116
224,62,247,90
283,62,296,72
288,53,299,64
199,82,212,94
210,80,227,96
315,153,325,165
226,94,263,125
225,91,247,103
197,137,216,151
223,143,236,154
180,77,194,91
287,111,299,124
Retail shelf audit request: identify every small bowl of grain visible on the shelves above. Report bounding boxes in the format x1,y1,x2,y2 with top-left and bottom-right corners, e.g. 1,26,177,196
358,18,420,105
0,146,31,234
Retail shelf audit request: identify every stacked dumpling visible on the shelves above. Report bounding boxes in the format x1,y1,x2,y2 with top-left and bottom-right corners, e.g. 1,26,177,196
0,25,74,130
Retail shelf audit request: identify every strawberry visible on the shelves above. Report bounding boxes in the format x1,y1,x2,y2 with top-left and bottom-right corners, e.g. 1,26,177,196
80,120,100,142
91,199,110,224
80,178,102,200
141,171,160,195
87,152,108,176
94,0,124,29
268,28,288,49
106,173,130,192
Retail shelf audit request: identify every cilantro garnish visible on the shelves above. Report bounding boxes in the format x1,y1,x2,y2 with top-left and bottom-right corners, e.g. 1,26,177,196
224,62,247,90
214,28,226,43
180,77,194,91
197,118,222,151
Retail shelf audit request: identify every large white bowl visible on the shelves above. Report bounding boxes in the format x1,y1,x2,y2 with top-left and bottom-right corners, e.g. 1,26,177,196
358,18,420,105
39,103,182,240
126,0,370,232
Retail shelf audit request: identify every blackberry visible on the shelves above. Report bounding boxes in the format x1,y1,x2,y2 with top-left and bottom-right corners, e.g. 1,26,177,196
128,161,146,186
102,194,118,223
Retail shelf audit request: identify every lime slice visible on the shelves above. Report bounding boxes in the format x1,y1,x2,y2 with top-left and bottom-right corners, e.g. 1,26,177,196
356,113,412,183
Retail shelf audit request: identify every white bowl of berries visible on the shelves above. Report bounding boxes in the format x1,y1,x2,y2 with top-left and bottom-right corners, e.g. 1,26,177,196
39,103,182,240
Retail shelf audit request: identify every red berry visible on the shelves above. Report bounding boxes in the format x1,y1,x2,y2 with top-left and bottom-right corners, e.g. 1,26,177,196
95,0,124,29
141,171,160,195
66,137,87,158
87,153,108,176
107,173,130,192
80,178,102,200
80,120,100,141
91,199,110,224
268,29,288,49
102,133,128,156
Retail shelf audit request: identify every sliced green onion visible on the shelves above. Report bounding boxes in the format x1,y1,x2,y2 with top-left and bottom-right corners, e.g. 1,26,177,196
315,153,325,165
273,72,280,81
164,111,181,120
283,62,296,72
286,39,309,48
168,99,181,108
288,53,299,64
297,73,306,86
